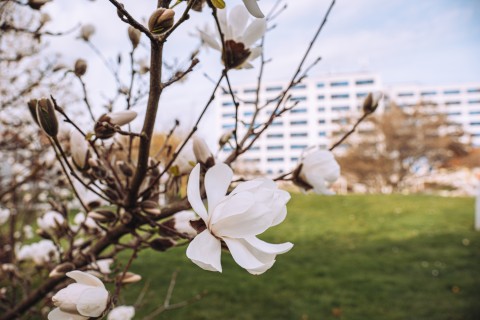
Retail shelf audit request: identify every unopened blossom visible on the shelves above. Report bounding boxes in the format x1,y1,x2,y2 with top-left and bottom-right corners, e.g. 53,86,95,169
88,258,113,276
94,111,137,139
193,135,214,167
295,149,340,195
172,210,198,237
242,0,264,18
200,5,266,69
17,240,59,265
37,210,65,233
148,8,175,34
73,212,100,232
108,305,135,320
172,141,196,175
186,163,293,274
70,130,89,170
0,208,10,225
79,24,95,41
49,271,109,320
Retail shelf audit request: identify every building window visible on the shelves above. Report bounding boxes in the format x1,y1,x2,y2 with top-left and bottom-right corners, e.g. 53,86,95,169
317,95,325,100
447,112,461,116
469,100,480,104
318,107,326,112
470,122,480,126
290,96,307,102
421,91,437,96
291,144,307,150
290,120,308,126
267,133,284,138
398,92,414,97
319,131,326,137
444,89,460,95
267,157,284,162
291,132,307,137
445,101,461,105
356,92,368,98
271,121,283,126
331,94,350,99
222,101,234,106
243,111,254,117
469,111,480,115
267,145,284,150
291,157,299,162
244,158,260,162
291,108,307,114
243,88,256,93
223,147,232,152
317,83,325,88
250,146,260,151
266,86,282,92
331,106,349,112
467,88,480,93
222,124,235,129
292,84,307,90
330,81,349,87
355,79,374,85
222,113,235,118
318,119,326,124
332,118,348,125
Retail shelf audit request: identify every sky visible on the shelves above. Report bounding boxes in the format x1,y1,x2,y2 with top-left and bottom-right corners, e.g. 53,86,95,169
40,0,480,138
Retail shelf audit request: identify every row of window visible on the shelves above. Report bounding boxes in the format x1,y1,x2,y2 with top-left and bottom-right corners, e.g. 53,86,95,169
397,88,480,97
239,79,376,94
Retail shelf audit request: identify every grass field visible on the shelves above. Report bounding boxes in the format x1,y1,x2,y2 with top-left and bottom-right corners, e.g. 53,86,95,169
120,195,480,320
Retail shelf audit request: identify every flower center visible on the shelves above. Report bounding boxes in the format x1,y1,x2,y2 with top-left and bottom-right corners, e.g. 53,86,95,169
222,40,251,69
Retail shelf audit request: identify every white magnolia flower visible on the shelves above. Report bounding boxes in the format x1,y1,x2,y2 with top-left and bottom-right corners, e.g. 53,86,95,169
88,258,113,276
172,210,198,237
242,0,264,18
37,210,65,232
193,135,214,166
17,240,59,265
49,271,109,320
296,150,340,195
200,5,266,69
106,110,137,126
186,163,293,275
0,208,10,225
73,212,100,232
107,305,135,320
70,130,89,170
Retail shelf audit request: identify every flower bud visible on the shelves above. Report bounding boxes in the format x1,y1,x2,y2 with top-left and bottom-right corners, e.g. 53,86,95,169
40,13,51,25
149,238,176,252
79,24,95,41
27,99,39,124
128,26,141,49
148,8,175,34
117,161,133,177
211,0,225,9
117,272,141,284
36,98,58,137
49,262,75,278
88,210,116,223
28,0,51,10
218,130,233,148
363,92,383,115
70,130,90,170
141,200,161,216
94,111,137,139
74,59,87,77
193,136,214,167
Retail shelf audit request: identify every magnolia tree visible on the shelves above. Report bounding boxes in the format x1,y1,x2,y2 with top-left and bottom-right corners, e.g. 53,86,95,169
0,0,380,319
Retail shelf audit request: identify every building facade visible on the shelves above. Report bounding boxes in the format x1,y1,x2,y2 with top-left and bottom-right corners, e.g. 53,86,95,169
216,72,480,175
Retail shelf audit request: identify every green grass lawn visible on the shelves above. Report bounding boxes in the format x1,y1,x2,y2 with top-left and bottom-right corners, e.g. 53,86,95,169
120,195,480,320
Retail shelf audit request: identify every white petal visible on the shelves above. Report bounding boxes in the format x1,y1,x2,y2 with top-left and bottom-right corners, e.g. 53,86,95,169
242,19,266,47
239,62,254,69
66,271,105,288
229,5,249,35
205,163,232,214
48,308,88,320
77,287,109,317
52,284,90,312
107,110,137,126
244,236,293,254
186,230,222,272
223,238,266,271
248,46,262,61
199,30,221,51
210,191,254,225
242,0,264,18
187,164,208,222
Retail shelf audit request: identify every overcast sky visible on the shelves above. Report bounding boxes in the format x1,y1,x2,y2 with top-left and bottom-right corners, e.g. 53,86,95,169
41,0,480,138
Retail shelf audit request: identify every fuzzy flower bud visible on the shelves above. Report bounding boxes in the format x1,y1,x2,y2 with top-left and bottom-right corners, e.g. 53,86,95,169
36,98,58,137
128,26,141,49
49,262,75,278
363,92,383,115
79,24,95,41
108,306,135,320
148,8,175,34
70,130,90,170
94,111,137,139
117,272,141,284
74,59,87,77
193,136,214,167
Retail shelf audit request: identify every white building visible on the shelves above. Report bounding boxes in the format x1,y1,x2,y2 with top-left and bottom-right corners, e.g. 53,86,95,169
216,72,480,175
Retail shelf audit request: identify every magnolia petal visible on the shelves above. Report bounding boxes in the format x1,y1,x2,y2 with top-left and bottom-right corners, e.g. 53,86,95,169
187,164,208,222
66,271,105,288
205,163,232,214
248,47,262,61
239,62,254,69
245,260,275,275
199,30,221,51
107,110,137,126
223,238,266,271
48,308,88,320
244,236,293,255
270,205,287,227
52,284,90,312
186,230,222,272
242,18,266,47
77,287,109,317
242,0,264,18
230,178,267,195
210,191,254,225
229,5,249,36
